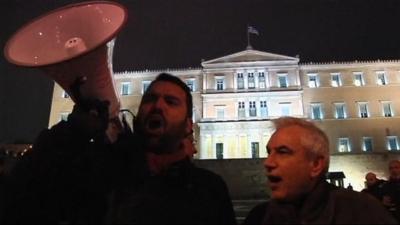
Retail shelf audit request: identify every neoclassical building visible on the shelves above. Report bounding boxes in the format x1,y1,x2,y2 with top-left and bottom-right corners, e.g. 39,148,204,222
48,48,400,190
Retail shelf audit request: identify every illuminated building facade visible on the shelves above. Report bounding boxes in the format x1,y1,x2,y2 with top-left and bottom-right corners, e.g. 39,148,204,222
48,49,400,190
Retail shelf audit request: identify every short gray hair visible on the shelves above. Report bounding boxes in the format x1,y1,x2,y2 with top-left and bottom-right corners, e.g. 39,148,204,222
272,117,330,175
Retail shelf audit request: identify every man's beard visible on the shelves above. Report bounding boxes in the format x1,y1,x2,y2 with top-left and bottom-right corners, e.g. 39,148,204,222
134,115,188,154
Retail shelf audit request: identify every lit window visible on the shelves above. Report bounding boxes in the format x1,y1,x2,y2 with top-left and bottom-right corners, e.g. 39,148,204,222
192,108,196,122
216,143,224,159
382,101,394,117
251,142,260,159
249,101,257,117
237,73,244,89
353,72,365,86
60,112,69,122
338,138,351,152
216,107,225,119
331,73,342,87
260,101,268,117
280,103,291,116
185,79,195,92
377,71,387,85
358,102,369,118
238,101,246,118
362,137,373,152
311,103,323,120
216,78,225,90
258,72,266,88
121,82,132,96
334,103,347,119
387,136,399,151
278,74,288,88
62,91,69,98
142,81,151,94
248,72,255,89
308,73,319,88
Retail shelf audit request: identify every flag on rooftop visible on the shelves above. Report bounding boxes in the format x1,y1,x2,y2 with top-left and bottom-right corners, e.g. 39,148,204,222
248,26,259,35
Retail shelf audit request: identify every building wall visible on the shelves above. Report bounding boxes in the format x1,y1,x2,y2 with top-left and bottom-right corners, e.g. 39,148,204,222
300,61,400,154
47,51,400,194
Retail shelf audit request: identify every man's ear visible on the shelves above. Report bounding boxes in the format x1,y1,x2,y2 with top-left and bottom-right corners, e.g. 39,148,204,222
310,156,325,178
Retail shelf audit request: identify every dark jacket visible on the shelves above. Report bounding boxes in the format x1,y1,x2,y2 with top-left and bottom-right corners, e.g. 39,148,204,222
3,121,147,224
361,179,386,201
382,178,400,222
244,180,397,224
108,158,237,225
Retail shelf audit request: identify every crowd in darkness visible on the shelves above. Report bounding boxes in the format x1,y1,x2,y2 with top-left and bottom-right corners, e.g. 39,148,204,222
361,161,400,222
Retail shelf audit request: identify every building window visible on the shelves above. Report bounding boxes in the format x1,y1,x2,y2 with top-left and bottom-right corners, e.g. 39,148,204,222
60,112,69,122
308,73,319,88
237,73,244,89
280,103,291,116
311,103,323,120
362,137,373,152
249,101,257,117
387,136,399,151
338,138,351,152
248,72,255,89
185,79,195,92
353,72,365,86
334,103,347,119
377,71,387,85
216,107,225,119
331,73,342,87
192,108,196,123
278,74,288,88
358,102,369,118
251,142,260,159
216,143,224,159
216,78,225,90
121,82,132,96
62,91,69,98
382,102,393,117
258,72,266,88
238,101,246,118
142,81,151,94
260,101,268,117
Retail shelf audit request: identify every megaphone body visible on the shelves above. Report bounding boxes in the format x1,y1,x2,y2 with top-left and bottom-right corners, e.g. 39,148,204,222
4,1,128,142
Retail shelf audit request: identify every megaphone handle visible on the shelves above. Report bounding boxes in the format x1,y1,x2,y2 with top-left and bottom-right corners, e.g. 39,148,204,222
69,76,87,106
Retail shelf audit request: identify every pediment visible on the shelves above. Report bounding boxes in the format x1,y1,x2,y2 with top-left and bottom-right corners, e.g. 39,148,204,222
202,49,298,66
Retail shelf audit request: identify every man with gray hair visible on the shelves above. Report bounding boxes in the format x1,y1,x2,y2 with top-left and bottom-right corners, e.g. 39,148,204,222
244,117,396,224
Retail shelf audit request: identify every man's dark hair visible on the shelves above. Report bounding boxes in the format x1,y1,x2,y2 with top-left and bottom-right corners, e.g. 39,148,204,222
145,73,193,118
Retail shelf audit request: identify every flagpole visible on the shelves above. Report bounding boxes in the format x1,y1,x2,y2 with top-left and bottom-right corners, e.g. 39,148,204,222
246,25,252,49
247,25,250,47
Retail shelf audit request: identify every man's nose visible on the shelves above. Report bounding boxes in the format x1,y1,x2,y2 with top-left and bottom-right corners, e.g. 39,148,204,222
264,154,276,171
153,97,166,110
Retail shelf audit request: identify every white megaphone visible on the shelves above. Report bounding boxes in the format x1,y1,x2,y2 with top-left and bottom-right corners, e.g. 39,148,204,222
4,1,128,142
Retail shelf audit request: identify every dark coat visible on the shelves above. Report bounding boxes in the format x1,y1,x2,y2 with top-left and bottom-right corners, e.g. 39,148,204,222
361,179,386,201
108,158,237,225
382,178,400,222
2,121,147,224
244,180,397,225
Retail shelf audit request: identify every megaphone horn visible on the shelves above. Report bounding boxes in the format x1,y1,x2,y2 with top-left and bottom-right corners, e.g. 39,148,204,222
4,1,128,141
4,1,127,117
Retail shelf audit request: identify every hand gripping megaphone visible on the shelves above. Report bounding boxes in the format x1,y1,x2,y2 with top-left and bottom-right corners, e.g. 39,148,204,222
4,1,128,142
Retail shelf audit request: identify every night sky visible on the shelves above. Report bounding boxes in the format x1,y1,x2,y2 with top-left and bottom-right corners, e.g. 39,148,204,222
1,0,400,143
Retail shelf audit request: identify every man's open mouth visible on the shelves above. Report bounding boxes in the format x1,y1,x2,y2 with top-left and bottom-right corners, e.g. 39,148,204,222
268,175,282,183
145,115,165,133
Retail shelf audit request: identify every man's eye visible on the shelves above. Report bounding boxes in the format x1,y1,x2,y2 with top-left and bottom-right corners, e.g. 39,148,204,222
277,147,291,154
142,95,156,103
165,97,180,106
